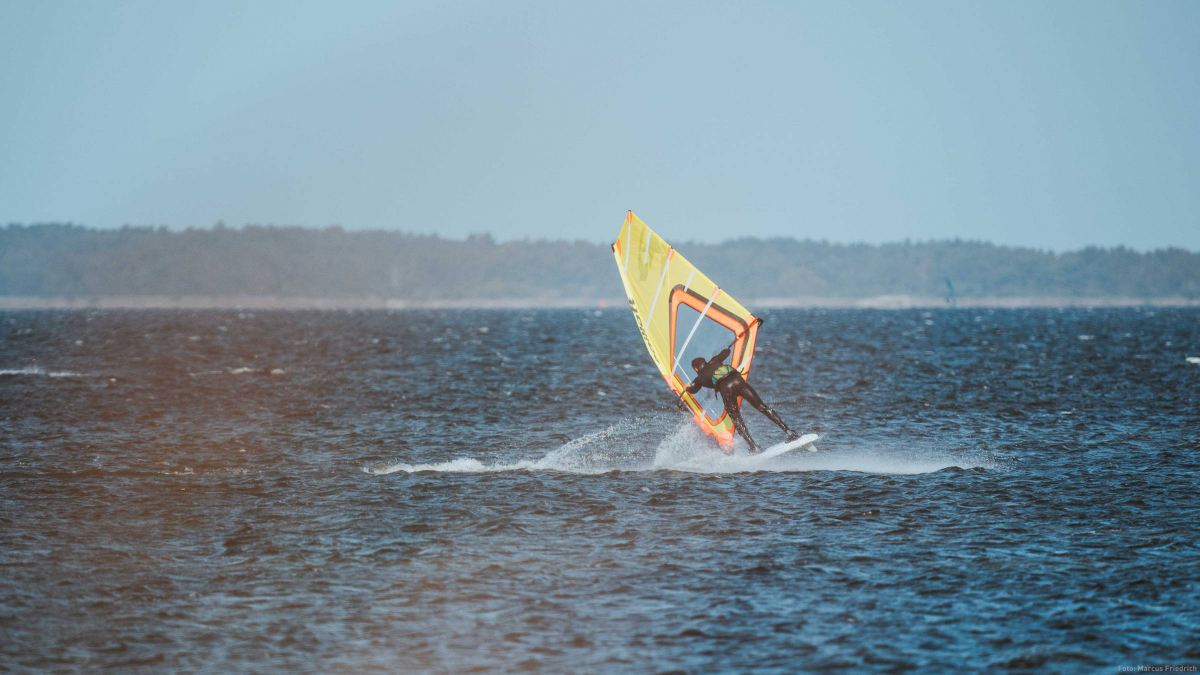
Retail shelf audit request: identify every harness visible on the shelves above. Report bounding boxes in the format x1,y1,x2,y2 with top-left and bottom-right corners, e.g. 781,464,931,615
710,364,735,386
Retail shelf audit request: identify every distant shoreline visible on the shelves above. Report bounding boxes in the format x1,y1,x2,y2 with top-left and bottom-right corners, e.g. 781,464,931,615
2,296,1197,310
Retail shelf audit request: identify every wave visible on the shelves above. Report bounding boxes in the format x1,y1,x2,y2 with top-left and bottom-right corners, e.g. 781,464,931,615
365,418,985,476
366,422,647,475
190,367,285,377
0,365,81,378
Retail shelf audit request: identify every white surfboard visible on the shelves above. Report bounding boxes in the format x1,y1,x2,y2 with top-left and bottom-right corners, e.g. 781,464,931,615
752,434,819,460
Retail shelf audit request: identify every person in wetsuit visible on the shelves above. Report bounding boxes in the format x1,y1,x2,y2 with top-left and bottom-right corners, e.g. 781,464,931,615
680,348,800,453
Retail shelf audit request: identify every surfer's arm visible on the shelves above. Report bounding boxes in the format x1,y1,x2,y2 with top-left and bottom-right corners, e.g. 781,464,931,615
712,348,731,364
678,379,703,411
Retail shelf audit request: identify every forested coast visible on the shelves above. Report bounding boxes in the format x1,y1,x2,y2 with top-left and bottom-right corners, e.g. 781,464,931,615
3,223,1198,304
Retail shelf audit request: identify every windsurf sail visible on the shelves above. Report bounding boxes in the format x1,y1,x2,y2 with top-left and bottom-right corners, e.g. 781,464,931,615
612,211,761,448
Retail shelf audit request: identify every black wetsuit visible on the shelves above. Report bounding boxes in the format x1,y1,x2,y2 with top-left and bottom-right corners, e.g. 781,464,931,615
684,348,798,452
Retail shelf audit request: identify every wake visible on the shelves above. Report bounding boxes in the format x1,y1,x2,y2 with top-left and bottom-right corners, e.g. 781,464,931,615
364,417,986,476
0,365,81,378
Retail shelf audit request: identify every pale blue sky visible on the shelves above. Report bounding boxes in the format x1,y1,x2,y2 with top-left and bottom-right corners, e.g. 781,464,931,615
2,1,1197,250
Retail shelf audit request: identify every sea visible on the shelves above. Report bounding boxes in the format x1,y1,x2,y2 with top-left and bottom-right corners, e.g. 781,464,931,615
1,307,1198,673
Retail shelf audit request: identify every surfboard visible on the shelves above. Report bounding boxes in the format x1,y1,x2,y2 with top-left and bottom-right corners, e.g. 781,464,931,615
752,434,819,460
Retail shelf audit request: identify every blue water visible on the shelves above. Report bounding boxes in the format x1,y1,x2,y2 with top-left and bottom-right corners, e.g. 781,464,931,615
1,307,1198,673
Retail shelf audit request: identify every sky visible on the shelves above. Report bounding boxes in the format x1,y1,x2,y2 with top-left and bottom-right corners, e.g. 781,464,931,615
1,1,1198,251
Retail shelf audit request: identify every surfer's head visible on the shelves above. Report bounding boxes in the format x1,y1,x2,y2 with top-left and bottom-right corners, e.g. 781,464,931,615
691,357,706,372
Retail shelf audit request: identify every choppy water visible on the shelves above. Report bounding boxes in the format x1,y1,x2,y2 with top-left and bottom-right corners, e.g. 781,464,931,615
1,307,1198,673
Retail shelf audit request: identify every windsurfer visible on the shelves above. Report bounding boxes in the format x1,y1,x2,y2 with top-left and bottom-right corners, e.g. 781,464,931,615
680,348,800,453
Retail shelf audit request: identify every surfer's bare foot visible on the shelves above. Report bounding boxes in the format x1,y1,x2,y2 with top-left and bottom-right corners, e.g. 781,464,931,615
786,430,800,442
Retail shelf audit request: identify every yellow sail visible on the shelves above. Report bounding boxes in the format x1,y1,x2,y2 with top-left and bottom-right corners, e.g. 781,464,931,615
611,211,761,448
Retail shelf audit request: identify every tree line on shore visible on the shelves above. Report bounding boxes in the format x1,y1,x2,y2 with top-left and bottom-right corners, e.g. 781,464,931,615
3,223,1198,300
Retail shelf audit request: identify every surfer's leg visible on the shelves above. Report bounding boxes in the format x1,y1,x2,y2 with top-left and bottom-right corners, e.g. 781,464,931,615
719,384,759,452
735,381,799,441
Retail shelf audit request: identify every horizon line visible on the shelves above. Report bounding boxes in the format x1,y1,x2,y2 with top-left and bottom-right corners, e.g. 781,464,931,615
4,221,1197,256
